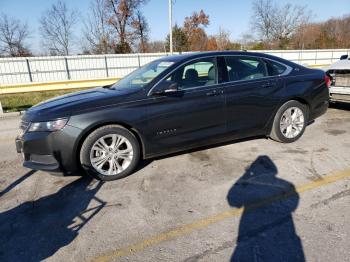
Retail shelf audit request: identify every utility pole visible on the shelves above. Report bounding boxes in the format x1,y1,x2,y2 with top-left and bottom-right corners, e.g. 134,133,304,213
168,0,173,55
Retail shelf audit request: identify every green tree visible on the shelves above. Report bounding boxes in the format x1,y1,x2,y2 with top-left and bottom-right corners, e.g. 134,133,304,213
166,24,188,52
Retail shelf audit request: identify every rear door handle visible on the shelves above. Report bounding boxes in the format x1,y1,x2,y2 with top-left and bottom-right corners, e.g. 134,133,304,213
262,82,277,88
206,90,218,96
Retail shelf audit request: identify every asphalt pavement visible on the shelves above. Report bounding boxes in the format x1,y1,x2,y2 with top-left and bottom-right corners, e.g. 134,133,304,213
0,103,350,262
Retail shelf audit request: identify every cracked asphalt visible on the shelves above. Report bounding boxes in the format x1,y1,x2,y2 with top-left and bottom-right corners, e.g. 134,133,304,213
0,103,350,262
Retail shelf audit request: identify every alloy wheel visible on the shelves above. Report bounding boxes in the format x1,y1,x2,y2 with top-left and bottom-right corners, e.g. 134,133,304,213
89,134,134,176
279,107,305,139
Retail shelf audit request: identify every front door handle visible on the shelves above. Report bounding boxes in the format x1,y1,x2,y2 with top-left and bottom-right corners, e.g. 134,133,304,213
206,89,223,96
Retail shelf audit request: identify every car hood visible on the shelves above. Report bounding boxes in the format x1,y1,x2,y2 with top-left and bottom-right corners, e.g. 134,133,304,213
25,87,142,121
325,59,350,71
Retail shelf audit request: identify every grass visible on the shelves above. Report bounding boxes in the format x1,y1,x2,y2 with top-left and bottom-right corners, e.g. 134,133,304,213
0,88,92,112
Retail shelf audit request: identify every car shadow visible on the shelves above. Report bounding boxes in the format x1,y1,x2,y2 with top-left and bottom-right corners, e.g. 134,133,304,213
0,170,36,198
0,176,105,262
330,101,350,111
151,135,267,162
227,156,305,262
118,136,267,180
109,136,268,179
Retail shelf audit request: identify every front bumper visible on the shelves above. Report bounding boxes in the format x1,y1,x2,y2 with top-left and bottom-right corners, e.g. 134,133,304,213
16,138,60,172
15,124,83,175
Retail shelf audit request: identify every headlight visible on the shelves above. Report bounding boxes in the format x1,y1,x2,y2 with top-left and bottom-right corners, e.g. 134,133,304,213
28,118,68,132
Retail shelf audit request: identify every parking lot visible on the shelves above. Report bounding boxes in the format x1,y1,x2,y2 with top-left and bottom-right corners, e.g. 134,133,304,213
0,104,350,262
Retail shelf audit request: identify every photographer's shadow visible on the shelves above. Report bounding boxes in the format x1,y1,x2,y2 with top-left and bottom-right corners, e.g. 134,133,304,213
227,156,305,262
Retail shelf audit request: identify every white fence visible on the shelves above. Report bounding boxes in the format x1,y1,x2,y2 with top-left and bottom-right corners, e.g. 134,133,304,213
260,49,350,66
0,49,349,86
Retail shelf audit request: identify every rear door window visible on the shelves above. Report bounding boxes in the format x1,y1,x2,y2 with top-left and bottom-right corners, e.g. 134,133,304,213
225,56,268,82
265,60,287,76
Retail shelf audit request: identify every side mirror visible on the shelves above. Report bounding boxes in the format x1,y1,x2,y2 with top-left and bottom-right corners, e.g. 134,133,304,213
340,55,348,60
164,83,179,93
152,81,179,96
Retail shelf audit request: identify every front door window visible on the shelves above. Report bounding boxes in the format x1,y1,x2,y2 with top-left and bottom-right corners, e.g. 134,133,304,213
163,57,217,90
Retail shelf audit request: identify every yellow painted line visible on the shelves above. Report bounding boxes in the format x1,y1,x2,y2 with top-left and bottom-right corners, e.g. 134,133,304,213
0,78,120,95
296,169,350,193
0,77,120,88
92,168,350,262
308,64,330,68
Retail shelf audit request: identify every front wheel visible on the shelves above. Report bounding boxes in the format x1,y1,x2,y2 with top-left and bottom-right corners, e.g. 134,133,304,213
270,100,308,143
80,125,140,181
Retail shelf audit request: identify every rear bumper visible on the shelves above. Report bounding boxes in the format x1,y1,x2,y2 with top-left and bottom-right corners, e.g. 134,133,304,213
309,99,329,121
308,80,330,121
329,86,350,102
330,85,350,95
15,124,83,175
330,93,350,103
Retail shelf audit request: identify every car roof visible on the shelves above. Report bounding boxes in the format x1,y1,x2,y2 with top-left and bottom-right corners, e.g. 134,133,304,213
158,51,297,67
159,51,250,62
326,59,350,71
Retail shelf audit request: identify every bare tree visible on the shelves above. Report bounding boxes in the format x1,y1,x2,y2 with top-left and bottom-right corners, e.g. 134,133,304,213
292,23,320,49
183,10,209,51
131,9,149,53
251,0,310,48
206,36,218,51
216,28,231,50
272,3,311,48
322,15,350,48
83,0,113,54
147,41,166,53
105,0,148,53
251,0,275,42
291,14,350,49
239,33,256,50
0,14,31,57
39,1,78,55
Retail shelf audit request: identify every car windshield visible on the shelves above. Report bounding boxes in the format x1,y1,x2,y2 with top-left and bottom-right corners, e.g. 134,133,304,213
110,60,175,90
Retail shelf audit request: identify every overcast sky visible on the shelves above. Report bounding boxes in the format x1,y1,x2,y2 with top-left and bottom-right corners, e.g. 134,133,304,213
1,0,349,54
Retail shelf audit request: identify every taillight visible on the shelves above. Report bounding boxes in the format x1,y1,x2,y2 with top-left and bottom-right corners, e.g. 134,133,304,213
324,74,331,88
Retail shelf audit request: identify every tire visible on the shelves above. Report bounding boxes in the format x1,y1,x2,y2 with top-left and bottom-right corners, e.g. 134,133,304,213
270,100,308,143
80,125,140,181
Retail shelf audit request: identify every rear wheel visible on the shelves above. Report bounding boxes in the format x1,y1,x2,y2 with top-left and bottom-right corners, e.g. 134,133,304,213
80,125,140,181
270,100,308,143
